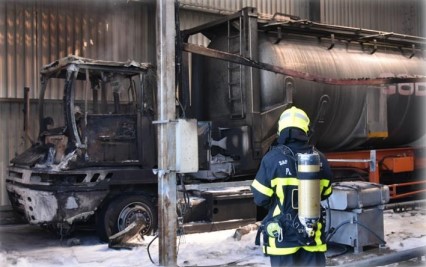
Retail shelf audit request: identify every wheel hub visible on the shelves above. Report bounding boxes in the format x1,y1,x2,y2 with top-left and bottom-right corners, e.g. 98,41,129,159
117,202,152,235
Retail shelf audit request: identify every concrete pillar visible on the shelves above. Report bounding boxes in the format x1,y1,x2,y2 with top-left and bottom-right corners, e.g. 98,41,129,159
156,0,177,266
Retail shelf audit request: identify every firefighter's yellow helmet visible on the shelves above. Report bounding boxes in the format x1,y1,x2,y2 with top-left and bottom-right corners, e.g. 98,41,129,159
278,106,310,134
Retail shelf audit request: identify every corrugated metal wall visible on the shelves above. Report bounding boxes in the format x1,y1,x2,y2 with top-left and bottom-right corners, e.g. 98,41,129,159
321,0,425,37
0,0,155,205
179,0,425,37
0,0,155,100
0,100,44,205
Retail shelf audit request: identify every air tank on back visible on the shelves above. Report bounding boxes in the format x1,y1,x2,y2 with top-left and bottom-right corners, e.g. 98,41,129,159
191,11,426,153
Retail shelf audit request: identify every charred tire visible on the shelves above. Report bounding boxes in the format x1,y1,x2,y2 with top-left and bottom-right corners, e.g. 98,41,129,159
97,194,157,242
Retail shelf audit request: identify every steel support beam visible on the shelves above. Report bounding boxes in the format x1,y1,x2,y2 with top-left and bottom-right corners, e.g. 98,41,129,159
156,0,177,266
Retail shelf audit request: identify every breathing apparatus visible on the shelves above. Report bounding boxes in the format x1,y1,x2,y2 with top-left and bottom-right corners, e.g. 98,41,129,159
297,152,321,238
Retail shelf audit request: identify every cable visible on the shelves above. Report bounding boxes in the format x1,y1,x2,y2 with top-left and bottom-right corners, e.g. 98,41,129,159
179,174,191,211
147,234,159,266
176,175,190,260
325,219,386,245
148,230,186,266
325,219,351,243
325,198,331,234
326,242,348,258
176,97,186,118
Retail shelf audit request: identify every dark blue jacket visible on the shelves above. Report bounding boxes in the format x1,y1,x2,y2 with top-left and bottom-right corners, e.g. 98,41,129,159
251,128,333,255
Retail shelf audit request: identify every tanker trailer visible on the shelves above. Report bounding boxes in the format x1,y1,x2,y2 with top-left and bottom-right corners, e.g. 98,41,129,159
181,7,426,197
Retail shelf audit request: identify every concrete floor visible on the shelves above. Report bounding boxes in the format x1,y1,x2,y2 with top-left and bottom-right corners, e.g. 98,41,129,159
1,208,425,266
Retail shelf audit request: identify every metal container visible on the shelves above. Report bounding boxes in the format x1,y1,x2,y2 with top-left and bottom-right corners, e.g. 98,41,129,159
323,181,390,253
324,181,390,210
193,15,426,152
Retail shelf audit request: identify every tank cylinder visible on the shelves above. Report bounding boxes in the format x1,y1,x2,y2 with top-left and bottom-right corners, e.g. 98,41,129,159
297,152,321,236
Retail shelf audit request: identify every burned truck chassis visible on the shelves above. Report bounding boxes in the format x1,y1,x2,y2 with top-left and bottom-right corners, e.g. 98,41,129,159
7,165,158,237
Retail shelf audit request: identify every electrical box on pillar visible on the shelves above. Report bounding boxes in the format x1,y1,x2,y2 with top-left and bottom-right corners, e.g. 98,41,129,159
297,152,321,238
175,119,199,173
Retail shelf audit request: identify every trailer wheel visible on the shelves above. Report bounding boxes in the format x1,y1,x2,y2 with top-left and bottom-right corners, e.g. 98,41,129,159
97,194,157,242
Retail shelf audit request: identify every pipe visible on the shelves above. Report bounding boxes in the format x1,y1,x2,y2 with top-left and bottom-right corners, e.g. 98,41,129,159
340,246,426,267
385,199,426,210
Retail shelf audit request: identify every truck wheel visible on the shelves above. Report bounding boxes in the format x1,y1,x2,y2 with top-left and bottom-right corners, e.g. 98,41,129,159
97,194,157,242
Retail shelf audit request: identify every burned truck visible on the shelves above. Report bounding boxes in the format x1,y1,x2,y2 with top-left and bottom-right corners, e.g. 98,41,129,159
7,57,161,239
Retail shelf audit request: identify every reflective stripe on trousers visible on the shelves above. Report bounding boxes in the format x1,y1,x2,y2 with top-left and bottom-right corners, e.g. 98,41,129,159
263,244,327,255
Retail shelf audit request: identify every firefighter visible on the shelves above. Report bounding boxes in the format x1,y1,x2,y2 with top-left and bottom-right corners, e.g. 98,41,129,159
251,106,333,267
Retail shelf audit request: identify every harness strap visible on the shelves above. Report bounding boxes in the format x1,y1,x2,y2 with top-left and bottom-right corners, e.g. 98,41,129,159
255,226,262,246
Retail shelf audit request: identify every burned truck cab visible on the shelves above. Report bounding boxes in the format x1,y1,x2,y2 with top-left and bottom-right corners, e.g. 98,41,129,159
6,56,158,238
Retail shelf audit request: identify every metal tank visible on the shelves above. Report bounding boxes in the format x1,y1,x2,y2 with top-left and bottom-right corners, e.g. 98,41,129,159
189,8,426,152
256,33,426,151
